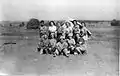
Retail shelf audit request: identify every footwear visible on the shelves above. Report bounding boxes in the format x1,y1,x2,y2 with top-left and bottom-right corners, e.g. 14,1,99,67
74,52,78,55
83,50,87,55
40,49,43,54
65,54,69,57
53,55,56,57
66,55,69,58
53,54,57,57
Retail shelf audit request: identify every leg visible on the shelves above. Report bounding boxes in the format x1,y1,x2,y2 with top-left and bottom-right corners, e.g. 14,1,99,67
40,48,43,54
75,47,82,55
37,47,41,52
63,49,69,57
48,48,52,54
44,48,49,54
53,49,59,57
80,44,87,55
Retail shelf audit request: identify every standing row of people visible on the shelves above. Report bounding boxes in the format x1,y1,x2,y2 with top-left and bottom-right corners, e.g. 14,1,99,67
37,19,92,57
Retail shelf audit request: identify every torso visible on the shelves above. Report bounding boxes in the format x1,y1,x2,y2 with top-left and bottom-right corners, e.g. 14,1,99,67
49,26,57,33
49,39,57,47
57,42,68,50
67,39,75,45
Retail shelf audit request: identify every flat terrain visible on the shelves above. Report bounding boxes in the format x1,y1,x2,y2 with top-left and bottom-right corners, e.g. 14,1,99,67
0,22,119,76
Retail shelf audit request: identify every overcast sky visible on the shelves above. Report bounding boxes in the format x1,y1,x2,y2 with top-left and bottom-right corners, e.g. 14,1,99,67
0,0,119,21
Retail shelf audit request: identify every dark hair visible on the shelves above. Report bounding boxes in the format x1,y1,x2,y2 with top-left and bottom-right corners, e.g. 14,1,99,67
81,21,86,27
49,21,56,26
40,20,44,23
73,20,77,23
71,20,77,25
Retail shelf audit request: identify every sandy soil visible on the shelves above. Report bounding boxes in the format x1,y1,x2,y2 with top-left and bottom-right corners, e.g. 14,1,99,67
0,24,119,76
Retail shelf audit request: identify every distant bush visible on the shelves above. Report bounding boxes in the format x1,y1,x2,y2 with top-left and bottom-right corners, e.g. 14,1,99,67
111,19,120,26
88,24,95,27
26,18,40,29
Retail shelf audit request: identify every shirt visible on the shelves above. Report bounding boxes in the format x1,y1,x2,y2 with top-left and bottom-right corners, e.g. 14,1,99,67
73,25,80,34
49,39,57,48
44,39,50,47
56,42,68,51
40,26,48,34
76,37,85,47
80,27,92,40
67,38,75,46
49,25,57,33
57,26,64,33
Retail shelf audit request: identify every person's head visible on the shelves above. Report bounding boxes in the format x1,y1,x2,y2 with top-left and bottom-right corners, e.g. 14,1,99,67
60,36,65,43
51,33,55,38
80,31,84,37
68,34,73,39
40,20,44,26
79,37,84,44
76,33,80,38
72,20,77,25
77,22,83,29
68,36,72,39
65,22,70,27
43,35,48,39
57,22,61,27
81,21,86,27
49,21,55,26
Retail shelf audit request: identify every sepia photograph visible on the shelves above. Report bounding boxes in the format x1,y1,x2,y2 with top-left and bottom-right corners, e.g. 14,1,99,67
0,0,119,76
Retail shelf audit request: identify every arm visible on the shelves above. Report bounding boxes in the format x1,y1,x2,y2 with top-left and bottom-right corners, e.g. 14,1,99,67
84,27,92,37
72,39,76,45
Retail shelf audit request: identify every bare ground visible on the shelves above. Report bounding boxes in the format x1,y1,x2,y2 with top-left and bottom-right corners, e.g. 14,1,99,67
0,24,119,76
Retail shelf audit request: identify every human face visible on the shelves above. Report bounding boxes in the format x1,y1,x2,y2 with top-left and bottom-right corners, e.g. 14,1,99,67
44,35,48,39
41,22,44,26
66,22,70,27
57,22,61,27
73,20,77,25
60,38,64,43
69,36,72,39
81,23,85,27
51,33,54,38
50,21,55,26
76,34,79,38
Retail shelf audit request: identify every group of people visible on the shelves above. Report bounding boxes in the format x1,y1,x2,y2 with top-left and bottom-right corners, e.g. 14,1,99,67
37,19,92,57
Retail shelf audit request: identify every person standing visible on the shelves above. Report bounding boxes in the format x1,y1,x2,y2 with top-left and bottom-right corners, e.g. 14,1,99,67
48,21,57,39
39,20,48,38
56,22,64,40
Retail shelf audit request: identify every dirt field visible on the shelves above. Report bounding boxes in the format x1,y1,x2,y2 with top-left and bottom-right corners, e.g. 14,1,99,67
0,22,119,76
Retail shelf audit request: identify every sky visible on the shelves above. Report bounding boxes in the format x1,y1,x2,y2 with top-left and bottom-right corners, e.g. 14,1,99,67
0,0,119,21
